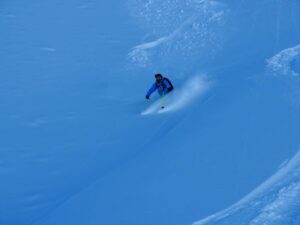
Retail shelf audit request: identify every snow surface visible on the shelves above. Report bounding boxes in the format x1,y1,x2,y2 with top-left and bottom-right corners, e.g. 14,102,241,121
1,0,300,225
141,75,211,115
193,150,300,225
267,44,300,76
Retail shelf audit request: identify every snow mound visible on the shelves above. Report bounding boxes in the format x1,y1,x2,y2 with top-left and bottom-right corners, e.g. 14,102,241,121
267,45,300,76
192,150,300,225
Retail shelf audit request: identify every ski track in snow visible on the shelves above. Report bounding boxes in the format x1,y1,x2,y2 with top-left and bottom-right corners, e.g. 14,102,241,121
192,150,300,225
267,44,300,76
141,75,211,115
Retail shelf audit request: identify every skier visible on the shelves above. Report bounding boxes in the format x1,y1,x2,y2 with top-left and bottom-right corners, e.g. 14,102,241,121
145,73,174,100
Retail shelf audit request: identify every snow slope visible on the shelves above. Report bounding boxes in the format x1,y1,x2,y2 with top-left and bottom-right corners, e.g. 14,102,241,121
141,75,211,115
193,150,300,225
1,0,300,225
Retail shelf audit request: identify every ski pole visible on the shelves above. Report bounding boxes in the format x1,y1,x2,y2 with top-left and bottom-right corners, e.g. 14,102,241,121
161,92,165,109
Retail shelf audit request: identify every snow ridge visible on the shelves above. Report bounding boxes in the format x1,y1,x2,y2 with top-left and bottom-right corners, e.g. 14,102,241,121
128,15,198,66
128,0,227,67
192,150,300,225
267,45,300,76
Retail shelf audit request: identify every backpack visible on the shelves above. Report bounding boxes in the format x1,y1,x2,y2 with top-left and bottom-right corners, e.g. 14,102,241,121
159,77,173,90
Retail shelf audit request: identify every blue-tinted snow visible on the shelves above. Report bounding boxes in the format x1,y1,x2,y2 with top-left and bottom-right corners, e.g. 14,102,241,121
193,150,300,225
141,75,211,115
1,0,300,225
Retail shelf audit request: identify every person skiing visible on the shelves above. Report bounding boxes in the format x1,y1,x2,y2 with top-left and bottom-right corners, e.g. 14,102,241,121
145,73,174,100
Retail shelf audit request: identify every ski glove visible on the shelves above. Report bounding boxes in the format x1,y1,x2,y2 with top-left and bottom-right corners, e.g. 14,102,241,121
145,95,150,100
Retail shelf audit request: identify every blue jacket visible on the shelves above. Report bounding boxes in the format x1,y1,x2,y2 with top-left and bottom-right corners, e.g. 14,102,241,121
146,78,172,97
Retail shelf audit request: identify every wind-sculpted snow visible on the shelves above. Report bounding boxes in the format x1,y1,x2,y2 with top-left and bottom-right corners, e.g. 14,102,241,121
128,15,198,67
1,0,300,225
128,0,227,67
192,150,300,225
141,75,211,115
267,45,300,76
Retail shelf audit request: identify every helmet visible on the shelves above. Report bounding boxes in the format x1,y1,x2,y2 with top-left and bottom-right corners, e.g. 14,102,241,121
155,73,163,78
